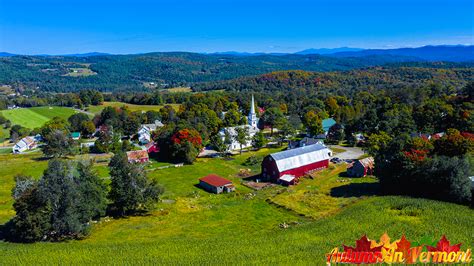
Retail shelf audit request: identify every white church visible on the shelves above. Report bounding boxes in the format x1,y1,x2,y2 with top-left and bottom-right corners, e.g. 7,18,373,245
219,95,260,151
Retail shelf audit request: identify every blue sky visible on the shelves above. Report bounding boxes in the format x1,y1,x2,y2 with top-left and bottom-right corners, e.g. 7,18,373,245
0,0,472,54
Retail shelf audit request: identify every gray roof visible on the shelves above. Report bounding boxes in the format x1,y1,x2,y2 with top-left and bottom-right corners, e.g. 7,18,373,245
269,143,332,172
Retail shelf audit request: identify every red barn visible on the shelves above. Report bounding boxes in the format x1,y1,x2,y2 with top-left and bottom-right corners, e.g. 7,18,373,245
261,144,332,184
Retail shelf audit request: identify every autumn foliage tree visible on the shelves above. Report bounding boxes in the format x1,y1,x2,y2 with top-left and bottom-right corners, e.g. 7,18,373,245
170,128,203,164
375,135,472,204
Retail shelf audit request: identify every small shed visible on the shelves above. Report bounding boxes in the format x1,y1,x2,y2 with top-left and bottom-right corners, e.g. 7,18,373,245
126,150,149,163
278,174,296,186
199,174,235,194
347,157,375,177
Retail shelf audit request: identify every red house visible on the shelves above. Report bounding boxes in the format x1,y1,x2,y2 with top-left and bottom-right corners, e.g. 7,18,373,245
144,141,159,153
261,143,332,185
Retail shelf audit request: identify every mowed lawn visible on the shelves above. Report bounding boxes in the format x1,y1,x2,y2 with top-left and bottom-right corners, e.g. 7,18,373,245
0,149,473,264
87,102,181,114
0,106,77,129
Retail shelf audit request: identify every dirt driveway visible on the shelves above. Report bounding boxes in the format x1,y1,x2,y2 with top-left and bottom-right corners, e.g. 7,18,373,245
329,145,365,160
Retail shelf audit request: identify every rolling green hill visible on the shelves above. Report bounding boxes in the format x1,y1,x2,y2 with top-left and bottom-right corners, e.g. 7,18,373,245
0,150,472,264
86,102,180,114
0,52,455,93
0,106,77,128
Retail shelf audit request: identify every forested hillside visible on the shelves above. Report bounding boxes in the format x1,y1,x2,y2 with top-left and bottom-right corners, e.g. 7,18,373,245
192,67,474,97
0,52,450,92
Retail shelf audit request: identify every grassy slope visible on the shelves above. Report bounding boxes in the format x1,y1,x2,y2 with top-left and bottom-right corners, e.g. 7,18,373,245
0,107,77,129
0,149,473,264
87,102,181,114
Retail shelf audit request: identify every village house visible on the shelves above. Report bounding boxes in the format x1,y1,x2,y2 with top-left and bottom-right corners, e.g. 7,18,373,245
347,157,375,177
126,150,149,163
199,174,235,194
138,120,164,144
12,136,37,154
70,132,81,140
219,95,259,151
315,118,337,139
288,137,323,149
261,143,332,185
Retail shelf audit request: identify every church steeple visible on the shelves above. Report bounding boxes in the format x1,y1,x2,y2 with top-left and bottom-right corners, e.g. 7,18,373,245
248,95,258,128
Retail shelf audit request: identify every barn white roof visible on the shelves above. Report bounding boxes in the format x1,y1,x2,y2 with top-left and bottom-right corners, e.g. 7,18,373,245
270,143,332,172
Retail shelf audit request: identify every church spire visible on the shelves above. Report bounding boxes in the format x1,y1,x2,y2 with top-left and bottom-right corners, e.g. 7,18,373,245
250,94,256,115
248,95,258,127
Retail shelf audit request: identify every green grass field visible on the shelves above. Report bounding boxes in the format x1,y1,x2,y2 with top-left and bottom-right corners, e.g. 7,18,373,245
0,149,473,264
164,87,192,93
63,67,97,77
0,106,78,129
87,102,181,114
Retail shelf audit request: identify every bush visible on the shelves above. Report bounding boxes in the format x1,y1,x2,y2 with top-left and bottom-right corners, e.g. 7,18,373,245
243,155,261,166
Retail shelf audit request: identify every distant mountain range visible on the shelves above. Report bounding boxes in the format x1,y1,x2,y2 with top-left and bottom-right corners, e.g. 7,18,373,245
0,52,111,57
203,45,474,62
2,45,473,62
0,52,17,57
295,47,363,55
328,45,474,62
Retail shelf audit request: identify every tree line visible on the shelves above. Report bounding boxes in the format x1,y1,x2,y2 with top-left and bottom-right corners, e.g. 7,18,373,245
3,152,163,242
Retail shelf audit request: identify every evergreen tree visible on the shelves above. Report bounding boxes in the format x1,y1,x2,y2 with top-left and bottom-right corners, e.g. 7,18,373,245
39,159,84,239
108,153,163,216
7,176,50,242
76,161,107,222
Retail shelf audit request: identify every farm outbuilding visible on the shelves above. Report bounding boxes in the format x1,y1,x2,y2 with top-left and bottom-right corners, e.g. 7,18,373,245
126,150,149,163
261,143,332,184
347,157,375,177
199,174,235,194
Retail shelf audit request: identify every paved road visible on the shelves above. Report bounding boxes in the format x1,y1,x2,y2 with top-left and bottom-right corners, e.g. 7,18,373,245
329,145,365,160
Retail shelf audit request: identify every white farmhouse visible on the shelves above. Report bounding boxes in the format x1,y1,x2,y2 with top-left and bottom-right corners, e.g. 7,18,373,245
13,136,37,154
219,95,259,151
138,120,164,144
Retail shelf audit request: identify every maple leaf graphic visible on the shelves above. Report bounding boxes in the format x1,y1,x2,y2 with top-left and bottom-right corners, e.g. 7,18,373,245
344,235,383,252
396,235,411,252
426,235,462,253
396,235,413,263
371,233,398,251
